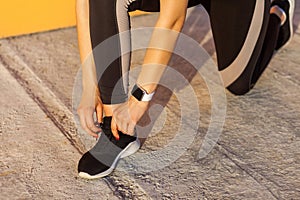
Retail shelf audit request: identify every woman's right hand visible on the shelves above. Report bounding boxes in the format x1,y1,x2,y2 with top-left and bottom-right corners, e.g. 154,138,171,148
77,88,103,138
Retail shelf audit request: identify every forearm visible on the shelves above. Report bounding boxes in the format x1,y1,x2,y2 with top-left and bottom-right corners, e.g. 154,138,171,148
76,0,98,93
136,25,183,93
136,0,188,94
76,0,91,63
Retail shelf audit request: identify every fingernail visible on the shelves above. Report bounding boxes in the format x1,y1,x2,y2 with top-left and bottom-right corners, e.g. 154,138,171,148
116,136,120,141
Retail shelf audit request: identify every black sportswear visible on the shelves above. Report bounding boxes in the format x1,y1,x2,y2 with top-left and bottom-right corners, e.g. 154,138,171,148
272,0,295,50
89,0,294,102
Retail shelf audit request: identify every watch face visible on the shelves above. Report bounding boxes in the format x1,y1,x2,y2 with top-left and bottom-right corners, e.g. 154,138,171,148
131,84,144,101
131,84,155,101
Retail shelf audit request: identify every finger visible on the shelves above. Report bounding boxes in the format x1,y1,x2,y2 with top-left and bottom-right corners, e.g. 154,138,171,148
111,118,120,140
120,121,129,134
127,123,135,136
78,112,98,138
86,112,102,133
78,110,88,132
96,105,103,123
84,125,99,138
116,119,125,134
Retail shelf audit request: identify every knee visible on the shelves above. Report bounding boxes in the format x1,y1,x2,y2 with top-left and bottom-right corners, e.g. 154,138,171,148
227,84,253,96
226,73,255,95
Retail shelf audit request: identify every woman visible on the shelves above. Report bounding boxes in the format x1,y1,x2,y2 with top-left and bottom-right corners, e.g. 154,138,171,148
76,0,294,179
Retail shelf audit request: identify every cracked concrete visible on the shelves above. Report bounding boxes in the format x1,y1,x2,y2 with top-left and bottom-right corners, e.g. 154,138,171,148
0,63,118,199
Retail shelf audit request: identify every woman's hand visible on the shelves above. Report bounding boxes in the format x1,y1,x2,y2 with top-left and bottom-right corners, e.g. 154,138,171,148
77,88,103,138
111,96,149,139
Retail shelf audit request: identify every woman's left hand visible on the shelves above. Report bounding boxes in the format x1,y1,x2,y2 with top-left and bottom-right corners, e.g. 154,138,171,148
111,96,149,139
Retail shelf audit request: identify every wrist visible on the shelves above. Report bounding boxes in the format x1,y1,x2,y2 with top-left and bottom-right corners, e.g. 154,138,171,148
129,96,150,109
131,84,156,102
82,84,99,93
137,84,157,94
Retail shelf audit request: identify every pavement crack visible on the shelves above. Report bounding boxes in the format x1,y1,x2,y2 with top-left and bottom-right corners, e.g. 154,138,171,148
0,41,86,154
216,142,280,200
105,172,152,200
165,97,282,199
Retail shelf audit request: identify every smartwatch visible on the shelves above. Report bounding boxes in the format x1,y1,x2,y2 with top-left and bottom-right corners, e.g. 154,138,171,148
131,84,155,102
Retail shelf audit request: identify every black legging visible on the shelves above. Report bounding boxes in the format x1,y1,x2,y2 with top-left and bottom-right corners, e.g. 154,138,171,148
89,0,280,104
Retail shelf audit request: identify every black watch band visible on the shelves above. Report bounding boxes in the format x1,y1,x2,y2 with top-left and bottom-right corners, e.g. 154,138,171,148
131,84,155,101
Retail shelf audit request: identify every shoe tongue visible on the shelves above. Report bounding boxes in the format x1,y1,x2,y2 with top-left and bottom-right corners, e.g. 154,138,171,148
102,116,112,130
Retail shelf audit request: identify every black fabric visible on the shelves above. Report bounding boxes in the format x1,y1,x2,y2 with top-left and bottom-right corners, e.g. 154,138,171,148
89,0,127,104
131,84,144,101
101,117,137,149
132,0,203,12
210,0,257,71
78,117,136,176
78,151,110,176
272,0,292,50
227,0,271,95
251,14,281,86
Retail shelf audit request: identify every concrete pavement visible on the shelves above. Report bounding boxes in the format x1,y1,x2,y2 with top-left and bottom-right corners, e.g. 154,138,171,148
0,63,118,199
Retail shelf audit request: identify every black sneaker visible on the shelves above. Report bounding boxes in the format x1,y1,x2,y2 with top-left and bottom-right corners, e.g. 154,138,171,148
272,0,295,50
78,117,140,179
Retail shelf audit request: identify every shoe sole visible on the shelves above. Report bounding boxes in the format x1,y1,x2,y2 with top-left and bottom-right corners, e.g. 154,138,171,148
281,0,295,49
78,138,140,179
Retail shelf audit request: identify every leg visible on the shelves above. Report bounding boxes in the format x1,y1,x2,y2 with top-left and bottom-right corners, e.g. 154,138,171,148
89,0,202,112
208,0,271,95
209,0,294,95
273,0,295,50
251,0,295,86
251,13,281,86
89,0,161,117
89,0,144,105
78,0,203,179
